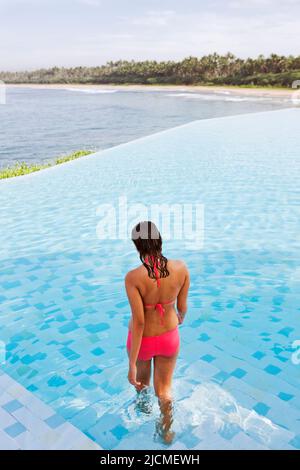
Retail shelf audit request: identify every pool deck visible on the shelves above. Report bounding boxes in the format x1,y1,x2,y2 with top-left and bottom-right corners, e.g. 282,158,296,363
0,369,101,450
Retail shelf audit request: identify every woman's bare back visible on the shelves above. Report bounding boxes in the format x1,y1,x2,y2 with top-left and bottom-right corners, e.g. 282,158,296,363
128,259,189,336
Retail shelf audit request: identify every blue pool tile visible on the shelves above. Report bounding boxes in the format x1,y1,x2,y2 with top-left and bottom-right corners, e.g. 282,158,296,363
79,378,97,390
278,392,294,402
200,354,216,363
47,375,67,387
272,296,284,306
11,331,35,342
212,371,230,384
230,320,243,328
180,431,201,448
40,324,50,331
278,327,294,337
219,423,241,440
190,318,204,328
271,344,284,355
45,413,65,429
56,314,67,322
72,307,85,316
252,351,266,360
91,347,104,356
85,323,109,333
69,366,83,377
71,407,98,429
289,435,300,450
2,399,23,413
270,316,281,323
4,422,26,438
115,301,128,309
86,365,103,375
231,368,247,379
21,355,35,365
276,355,289,363
6,342,18,351
264,364,281,375
34,302,54,310
2,280,21,289
59,321,79,334
111,424,129,440
59,347,80,361
11,302,28,312
253,402,270,416
198,333,211,342
260,332,271,338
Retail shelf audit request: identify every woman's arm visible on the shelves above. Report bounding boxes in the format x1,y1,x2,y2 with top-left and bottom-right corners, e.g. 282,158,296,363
125,272,145,390
177,264,190,324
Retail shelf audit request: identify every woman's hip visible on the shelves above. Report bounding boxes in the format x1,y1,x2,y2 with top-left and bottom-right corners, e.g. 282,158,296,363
126,326,180,361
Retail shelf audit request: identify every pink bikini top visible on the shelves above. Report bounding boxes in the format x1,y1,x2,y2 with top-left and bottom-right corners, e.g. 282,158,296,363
144,255,175,325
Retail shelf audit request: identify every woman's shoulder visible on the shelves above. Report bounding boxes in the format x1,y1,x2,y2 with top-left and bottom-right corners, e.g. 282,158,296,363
167,259,188,271
125,265,144,282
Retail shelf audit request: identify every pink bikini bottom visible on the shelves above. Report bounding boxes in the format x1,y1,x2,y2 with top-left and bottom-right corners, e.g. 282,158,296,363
126,326,180,361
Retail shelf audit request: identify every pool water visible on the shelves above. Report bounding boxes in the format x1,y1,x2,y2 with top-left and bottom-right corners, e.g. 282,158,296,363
0,109,300,449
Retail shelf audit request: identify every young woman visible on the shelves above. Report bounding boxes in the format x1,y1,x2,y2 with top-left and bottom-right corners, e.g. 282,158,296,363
125,221,190,442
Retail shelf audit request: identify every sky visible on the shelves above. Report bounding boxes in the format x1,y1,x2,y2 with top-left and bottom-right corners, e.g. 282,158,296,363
1,0,300,70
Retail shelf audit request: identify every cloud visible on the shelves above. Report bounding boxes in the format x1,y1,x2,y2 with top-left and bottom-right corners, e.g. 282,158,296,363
131,10,176,27
76,0,102,6
1,1,300,69
229,0,271,8
229,0,299,8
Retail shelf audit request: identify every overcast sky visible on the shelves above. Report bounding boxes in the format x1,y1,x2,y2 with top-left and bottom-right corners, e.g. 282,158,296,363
1,0,300,70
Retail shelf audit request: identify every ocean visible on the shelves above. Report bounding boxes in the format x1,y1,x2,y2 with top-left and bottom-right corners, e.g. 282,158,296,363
0,86,291,168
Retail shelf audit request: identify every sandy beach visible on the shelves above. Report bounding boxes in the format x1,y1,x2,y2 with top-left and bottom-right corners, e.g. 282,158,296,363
7,83,295,98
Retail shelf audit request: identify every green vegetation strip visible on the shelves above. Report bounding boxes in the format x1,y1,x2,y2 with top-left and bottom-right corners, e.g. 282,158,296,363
0,150,94,180
1,53,300,87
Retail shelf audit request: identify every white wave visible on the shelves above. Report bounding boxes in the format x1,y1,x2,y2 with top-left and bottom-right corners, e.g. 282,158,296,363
165,92,281,103
175,382,292,449
166,93,207,98
65,87,118,94
224,96,272,102
214,90,231,95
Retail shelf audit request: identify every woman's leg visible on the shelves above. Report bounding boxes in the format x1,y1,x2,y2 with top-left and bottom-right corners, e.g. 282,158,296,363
153,354,177,399
136,358,152,387
126,342,152,388
134,359,153,414
153,353,178,443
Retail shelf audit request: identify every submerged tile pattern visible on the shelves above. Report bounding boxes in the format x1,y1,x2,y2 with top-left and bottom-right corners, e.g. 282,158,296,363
1,109,300,449
0,370,101,449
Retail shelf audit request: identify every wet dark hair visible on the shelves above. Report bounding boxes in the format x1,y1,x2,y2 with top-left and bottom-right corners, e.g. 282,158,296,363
131,221,169,280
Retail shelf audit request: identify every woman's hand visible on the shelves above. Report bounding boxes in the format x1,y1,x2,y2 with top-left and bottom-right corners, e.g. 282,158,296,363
177,311,186,324
128,363,143,391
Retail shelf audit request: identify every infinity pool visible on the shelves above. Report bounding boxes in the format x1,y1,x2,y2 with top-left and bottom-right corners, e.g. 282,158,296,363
1,109,300,449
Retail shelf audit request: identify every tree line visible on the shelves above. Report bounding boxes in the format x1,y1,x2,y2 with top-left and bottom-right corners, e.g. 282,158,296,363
1,53,300,87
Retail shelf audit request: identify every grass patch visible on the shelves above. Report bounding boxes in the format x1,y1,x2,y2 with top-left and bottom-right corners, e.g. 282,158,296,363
0,150,94,180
